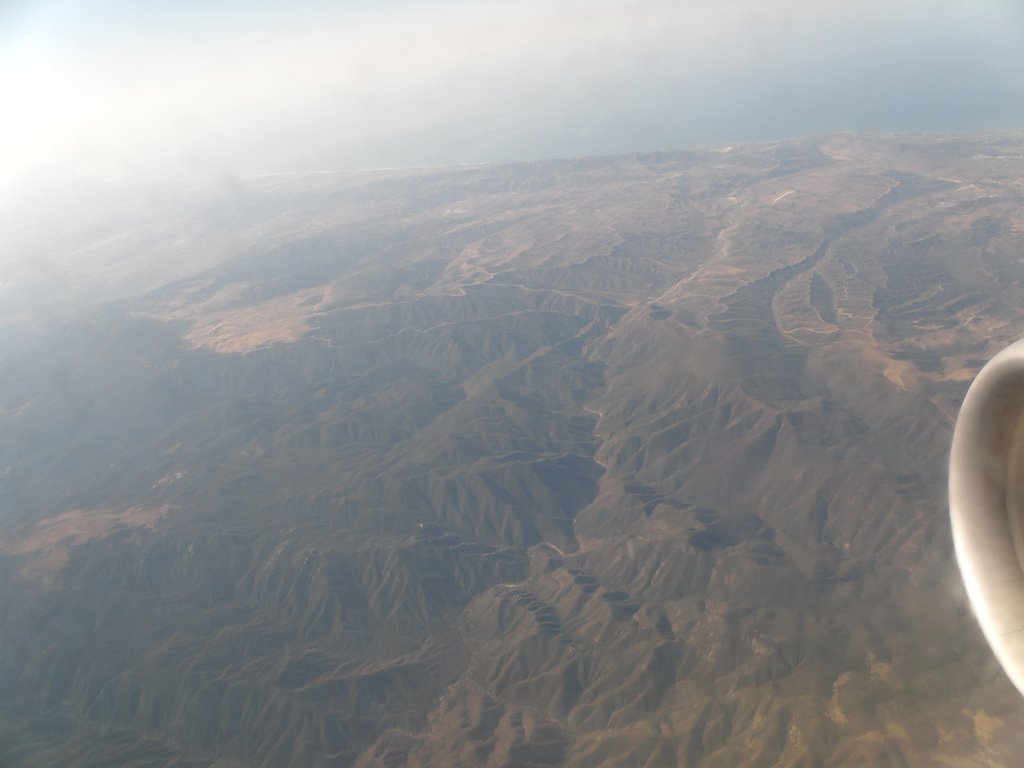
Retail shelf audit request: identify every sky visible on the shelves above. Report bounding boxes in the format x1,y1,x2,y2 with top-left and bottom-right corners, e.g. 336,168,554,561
1,0,1023,195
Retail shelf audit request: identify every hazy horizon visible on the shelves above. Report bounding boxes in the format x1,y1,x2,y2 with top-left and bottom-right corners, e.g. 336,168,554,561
2,0,1024,199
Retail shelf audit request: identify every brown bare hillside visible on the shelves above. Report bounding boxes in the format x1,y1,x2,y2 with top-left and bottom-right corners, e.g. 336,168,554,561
3,133,1024,766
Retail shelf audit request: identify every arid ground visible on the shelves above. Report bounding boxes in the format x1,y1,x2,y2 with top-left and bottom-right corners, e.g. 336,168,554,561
3,132,1024,766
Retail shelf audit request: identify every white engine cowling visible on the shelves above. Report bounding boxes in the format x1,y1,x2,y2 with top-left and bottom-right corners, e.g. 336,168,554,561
950,339,1024,695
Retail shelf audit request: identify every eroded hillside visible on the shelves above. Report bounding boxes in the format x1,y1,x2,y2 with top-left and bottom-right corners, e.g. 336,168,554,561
3,133,1024,766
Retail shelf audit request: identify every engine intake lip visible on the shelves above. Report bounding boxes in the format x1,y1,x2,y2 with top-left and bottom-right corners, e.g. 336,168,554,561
950,339,1024,696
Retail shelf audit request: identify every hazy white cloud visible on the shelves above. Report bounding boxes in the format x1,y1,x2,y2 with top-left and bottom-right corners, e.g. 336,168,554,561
1,0,1022,197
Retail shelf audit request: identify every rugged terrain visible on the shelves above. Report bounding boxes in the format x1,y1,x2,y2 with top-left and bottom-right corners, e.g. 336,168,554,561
3,133,1024,766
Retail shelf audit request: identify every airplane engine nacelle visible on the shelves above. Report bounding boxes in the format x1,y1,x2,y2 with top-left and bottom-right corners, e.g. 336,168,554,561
950,339,1024,696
